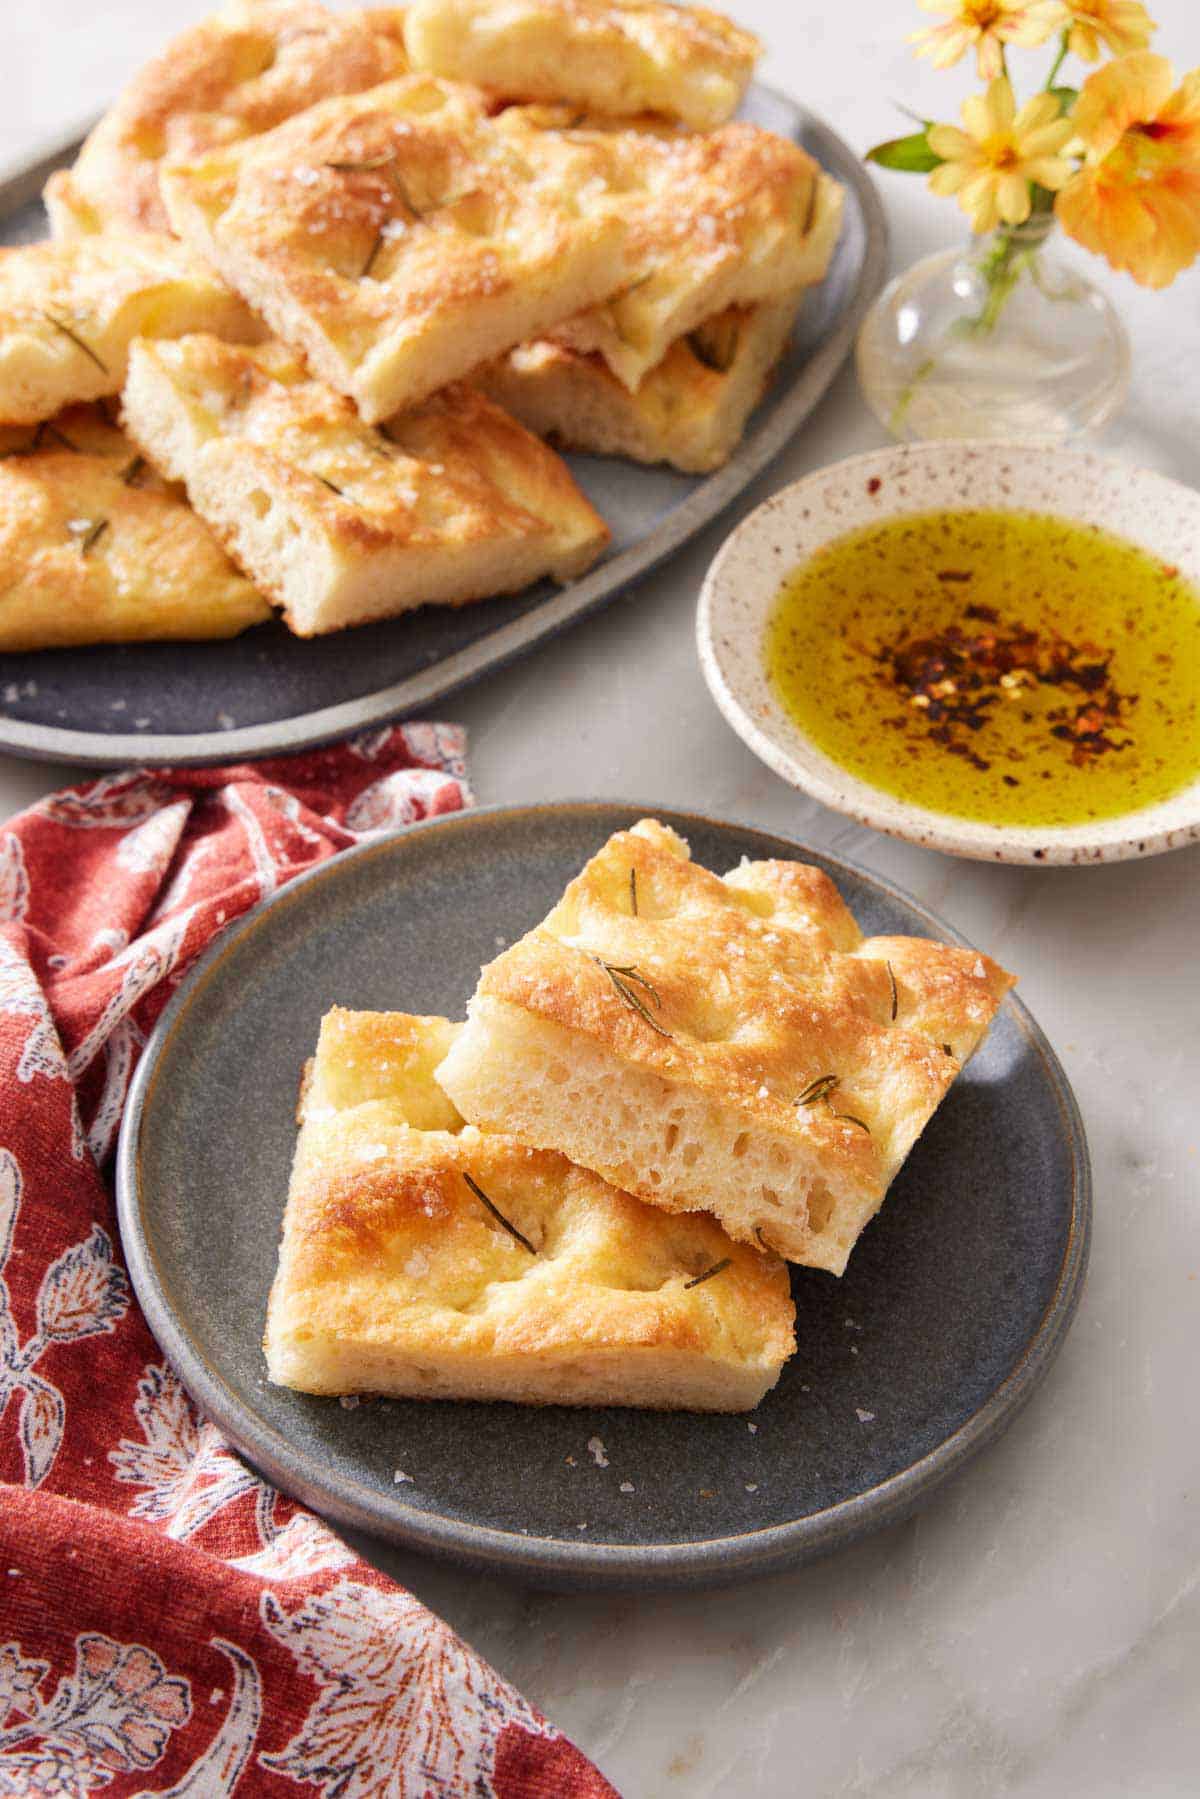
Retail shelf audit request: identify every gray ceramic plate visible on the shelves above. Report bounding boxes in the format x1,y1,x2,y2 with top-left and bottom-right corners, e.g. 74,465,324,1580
116,803,1090,1590
0,89,887,768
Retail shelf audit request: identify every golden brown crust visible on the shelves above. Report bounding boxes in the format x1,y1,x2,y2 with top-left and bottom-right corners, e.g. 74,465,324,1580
46,2,411,237
0,404,270,650
121,334,609,635
509,117,834,390
0,231,261,426
437,819,1016,1269
478,173,843,465
404,0,760,129
266,1008,795,1408
160,75,630,421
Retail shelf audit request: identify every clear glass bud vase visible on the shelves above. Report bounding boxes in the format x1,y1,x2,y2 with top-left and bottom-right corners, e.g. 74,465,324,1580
856,216,1131,442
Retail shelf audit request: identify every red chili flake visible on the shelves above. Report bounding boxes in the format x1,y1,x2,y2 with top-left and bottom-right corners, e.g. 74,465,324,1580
876,611,1134,769
867,477,882,495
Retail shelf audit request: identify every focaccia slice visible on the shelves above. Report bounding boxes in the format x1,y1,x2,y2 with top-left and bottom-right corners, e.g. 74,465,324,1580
0,232,261,427
121,335,609,636
45,0,411,238
479,177,842,471
0,406,269,650
478,294,801,474
160,75,630,422
265,1008,795,1410
436,820,1015,1275
509,113,832,392
404,0,760,130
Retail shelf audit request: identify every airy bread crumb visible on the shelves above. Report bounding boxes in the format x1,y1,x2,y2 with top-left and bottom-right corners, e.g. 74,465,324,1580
436,819,1015,1273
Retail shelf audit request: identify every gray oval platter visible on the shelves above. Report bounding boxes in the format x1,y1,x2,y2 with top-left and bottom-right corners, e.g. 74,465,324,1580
117,803,1090,1590
0,87,886,768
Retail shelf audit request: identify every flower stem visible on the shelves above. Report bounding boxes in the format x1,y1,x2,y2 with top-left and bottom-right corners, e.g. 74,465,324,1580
1044,31,1070,92
972,232,1029,333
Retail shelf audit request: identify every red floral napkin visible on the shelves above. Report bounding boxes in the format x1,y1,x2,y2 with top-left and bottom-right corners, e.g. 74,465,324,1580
0,726,617,1799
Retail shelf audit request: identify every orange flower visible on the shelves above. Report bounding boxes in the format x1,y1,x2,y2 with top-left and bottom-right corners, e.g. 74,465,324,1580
1057,52,1200,286
911,0,1061,82
1057,1,1156,64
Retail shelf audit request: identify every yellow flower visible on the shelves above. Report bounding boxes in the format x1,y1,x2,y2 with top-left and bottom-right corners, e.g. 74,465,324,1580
911,0,1062,83
1057,52,1200,286
927,78,1077,233
1057,1,1156,64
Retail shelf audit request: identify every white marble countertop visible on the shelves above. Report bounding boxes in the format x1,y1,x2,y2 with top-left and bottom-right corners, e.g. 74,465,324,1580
5,2,1200,1792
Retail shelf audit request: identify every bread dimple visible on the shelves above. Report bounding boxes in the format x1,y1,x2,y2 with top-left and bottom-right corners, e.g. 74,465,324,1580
45,2,411,238
405,0,761,130
266,1007,795,1409
0,404,270,651
120,333,608,635
436,820,1016,1272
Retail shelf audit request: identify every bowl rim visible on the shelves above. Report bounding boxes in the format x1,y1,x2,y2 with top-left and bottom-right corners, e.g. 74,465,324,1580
697,438,1200,867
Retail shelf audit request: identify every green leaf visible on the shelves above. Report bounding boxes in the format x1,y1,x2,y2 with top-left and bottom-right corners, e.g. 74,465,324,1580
866,131,941,175
1048,85,1079,114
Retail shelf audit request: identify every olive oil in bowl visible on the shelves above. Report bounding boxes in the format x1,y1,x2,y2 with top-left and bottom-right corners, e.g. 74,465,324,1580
765,509,1200,828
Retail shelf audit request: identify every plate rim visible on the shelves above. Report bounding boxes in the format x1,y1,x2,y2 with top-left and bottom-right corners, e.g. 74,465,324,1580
0,88,889,770
697,438,1200,867
115,800,1092,1588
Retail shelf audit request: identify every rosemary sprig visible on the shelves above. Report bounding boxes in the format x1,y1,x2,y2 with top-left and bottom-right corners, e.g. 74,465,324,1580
44,422,80,452
796,1073,872,1135
121,455,146,487
684,1258,731,1290
942,1042,955,1058
360,228,385,279
886,960,898,1022
594,957,671,1037
315,474,345,496
393,175,427,219
832,1112,872,1135
78,518,109,555
463,1172,536,1255
629,868,638,916
41,310,108,373
686,331,734,373
802,173,820,235
796,1073,839,1107
326,154,393,172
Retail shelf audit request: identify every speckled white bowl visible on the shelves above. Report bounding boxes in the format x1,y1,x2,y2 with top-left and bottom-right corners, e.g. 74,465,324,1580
698,441,1200,866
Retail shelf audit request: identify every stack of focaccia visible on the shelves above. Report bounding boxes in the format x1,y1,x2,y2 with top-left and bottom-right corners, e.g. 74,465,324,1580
265,821,1015,1413
0,0,845,651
